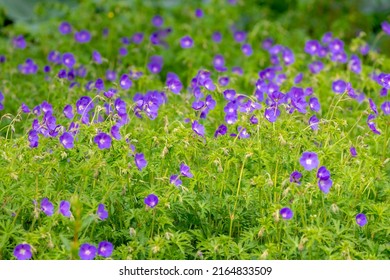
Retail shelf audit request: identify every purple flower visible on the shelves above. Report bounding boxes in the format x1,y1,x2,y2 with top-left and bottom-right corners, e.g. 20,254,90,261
304,40,320,55
152,15,163,27
349,54,361,74
111,125,121,140
92,50,102,64
167,78,183,94
367,114,381,135
232,66,243,75
250,115,259,125
262,37,273,50
40,198,54,216
192,120,205,137
233,30,246,43
180,163,193,178
106,70,116,81
290,171,302,184
119,74,132,90
62,53,75,68
94,133,112,149
28,129,39,148
381,21,390,35
76,96,94,115
48,50,61,64
237,126,250,139
114,98,127,115
318,178,332,193
75,30,91,43
331,51,348,63
309,97,321,112
264,107,281,123
380,101,390,115
144,194,159,208
104,88,117,99
195,8,203,18
309,61,324,74
369,98,378,115
13,244,32,260
212,32,222,43
282,48,295,65
242,43,253,56
294,73,303,84
356,213,367,227
329,38,344,53
280,207,293,220
79,243,97,260
317,166,330,180
97,203,108,220
43,65,51,73
214,124,227,137
0,55,6,63
59,22,72,34
350,146,357,157
299,151,319,171
332,79,346,94
21,103,30,113
95,78,104,91
321,32,333,44
59,200,71,217
98,241,113,258
135,153,147,170
180,36,194,48
360,43,370,55
170,174,182,187
309,115,319,130
147,56,163,74
218,76,229,86
13,35,26,49
60,132,74,149
132,33,144,44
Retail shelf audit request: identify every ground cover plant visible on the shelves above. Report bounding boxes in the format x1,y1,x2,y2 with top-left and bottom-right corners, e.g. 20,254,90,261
0,0,389,260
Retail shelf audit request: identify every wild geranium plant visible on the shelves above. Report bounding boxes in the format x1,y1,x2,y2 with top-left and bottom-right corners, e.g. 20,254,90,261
0,0,389,260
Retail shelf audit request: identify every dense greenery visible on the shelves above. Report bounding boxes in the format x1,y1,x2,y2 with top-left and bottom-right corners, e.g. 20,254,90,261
0,0,389,260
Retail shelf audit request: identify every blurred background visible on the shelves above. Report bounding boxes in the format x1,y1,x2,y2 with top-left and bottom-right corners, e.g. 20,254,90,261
0,0,390,55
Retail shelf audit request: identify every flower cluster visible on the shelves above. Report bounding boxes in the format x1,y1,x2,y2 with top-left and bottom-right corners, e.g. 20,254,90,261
170,163,194,187
79,241,114,260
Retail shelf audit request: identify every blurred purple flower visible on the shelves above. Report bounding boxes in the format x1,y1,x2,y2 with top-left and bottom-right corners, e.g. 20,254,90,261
40,198,54,216
59,200,71,217
180,163,193,178
170,174,182,187
280,207,293,220
79,243,97,260
290,171,302,184
135,153,147,170
59,22,72,34
98,241,113,258
94,133,112,149
299,151,319,171
144,194,159,208
356,213,367,226
97,203,108,220
14,244,32,260
350,146,357,157
180,35,194,48
60,132,74,149
192,120,205,137
75,30,91,43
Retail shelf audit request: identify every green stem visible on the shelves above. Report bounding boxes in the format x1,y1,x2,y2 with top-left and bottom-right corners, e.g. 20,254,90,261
229,156,247,238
